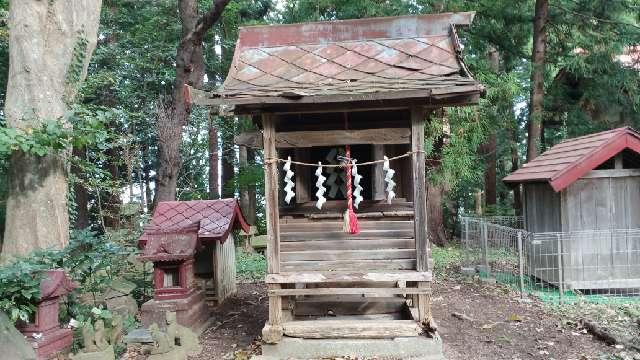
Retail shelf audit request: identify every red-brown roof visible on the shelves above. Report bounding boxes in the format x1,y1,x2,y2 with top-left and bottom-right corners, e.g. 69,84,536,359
210,12,482,107
138,199,249,261
504,127,640,191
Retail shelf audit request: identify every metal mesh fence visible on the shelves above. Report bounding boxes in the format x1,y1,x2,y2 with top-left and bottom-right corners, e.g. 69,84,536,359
460,216,640,303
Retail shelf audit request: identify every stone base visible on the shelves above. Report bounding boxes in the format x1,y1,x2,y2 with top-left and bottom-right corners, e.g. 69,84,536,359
260,336,445,360
140,290,210,332
27,327,73,360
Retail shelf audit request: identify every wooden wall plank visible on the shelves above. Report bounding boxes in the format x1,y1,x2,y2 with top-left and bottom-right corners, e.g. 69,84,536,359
281,259,416,271
281,239,415,252
280,229,414,241
294,148,311,203
215,234,237,303
281,249,416,262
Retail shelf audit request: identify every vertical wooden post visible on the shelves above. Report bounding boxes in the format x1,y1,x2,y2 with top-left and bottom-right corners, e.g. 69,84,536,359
261,114,283,343
518,231,525,298
294,148,310,203
411,106,428,271
411,106,431,328
372,144,386,201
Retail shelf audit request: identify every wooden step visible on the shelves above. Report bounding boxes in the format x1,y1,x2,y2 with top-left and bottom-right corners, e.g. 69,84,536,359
268,286,428,296
265,271,432,284
280,229,414,241
281,249,416,262
282,319,422,339
281,239,415,252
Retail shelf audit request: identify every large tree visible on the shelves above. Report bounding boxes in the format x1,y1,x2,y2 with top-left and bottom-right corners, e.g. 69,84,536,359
1,0,102,260
154,0,230,202
526,0,549,161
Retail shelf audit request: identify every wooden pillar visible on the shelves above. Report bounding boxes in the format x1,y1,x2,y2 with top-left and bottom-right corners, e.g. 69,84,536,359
261,114,283,343
294,148,310,203
411,106,429,271
411,106,432,329
372,144,386,201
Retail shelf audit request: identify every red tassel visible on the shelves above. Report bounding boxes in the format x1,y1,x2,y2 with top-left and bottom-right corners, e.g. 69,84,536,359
348,209,359,234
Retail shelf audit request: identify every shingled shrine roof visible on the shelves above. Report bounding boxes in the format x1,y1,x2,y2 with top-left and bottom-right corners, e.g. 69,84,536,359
204,12,482,111
138,199,249,261
504,127,640,192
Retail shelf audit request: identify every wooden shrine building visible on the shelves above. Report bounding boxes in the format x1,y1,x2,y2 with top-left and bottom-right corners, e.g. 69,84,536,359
138,199,248,329
191,12,483,358
505,127,640,290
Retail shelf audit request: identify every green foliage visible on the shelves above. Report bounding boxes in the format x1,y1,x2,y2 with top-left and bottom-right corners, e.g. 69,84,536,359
235,249,266,282
432,246,462,277
0,229,146,324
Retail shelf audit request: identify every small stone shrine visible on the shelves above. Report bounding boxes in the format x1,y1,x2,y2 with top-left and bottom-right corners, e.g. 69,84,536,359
138,199,249,330
16,269,76,359
144,311,202,360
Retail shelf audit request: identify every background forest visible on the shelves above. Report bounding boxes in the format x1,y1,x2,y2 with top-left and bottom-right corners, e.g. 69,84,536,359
0,0,638,266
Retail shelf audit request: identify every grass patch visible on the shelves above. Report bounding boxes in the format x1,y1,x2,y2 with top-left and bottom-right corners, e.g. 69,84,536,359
432,246,462,276
236,249,266,282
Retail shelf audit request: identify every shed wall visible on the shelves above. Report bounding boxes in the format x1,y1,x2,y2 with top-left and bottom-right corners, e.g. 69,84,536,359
561,175,640,231
523,183,561,233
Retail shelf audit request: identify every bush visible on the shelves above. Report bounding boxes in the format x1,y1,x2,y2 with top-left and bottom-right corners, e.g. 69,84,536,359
236,249,266,282
0,229,149,324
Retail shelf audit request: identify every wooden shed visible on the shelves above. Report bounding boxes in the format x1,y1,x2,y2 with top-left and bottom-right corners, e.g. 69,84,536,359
138,199,249,329
504,127,640,290
193,12,483,357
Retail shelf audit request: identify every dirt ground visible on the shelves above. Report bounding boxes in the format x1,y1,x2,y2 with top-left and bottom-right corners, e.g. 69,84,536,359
191,279,631,360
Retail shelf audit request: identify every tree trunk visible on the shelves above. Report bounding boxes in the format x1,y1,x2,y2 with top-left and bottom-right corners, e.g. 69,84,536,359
103,146,121,229
155,0,230,202
509,115,523,216
72,147,90,230
526,0,549,161
481,47,499,207
427,182,447,246
221,123,235,198
208,111,220,199
1,0,102,261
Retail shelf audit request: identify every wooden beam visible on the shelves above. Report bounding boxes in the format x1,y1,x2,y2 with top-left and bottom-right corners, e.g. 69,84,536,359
411,106,429,271
282,320,422,339
268,287,431,296
235,128,411,149
265,271,432,284
262,114,280,273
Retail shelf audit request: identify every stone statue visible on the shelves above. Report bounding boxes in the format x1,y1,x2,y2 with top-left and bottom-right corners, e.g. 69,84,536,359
81,321,97,352
146,323,173,355
108,315,123,346
143,312,202,360
69,320,115,360
165,312,201,354
94,320,109,351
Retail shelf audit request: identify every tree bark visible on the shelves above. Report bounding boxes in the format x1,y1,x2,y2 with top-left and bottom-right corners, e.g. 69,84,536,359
1,0,102,261
72,147,90,230
526,0,549,161
155,0,230,202
509,114,523,215
221,123,235,198
427,182,447,246
208,111,220,199
481,47,499,207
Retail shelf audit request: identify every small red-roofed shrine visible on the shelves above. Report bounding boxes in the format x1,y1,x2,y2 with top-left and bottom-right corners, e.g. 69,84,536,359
17,270,77,360
505,127,640,290
138,199,249,330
